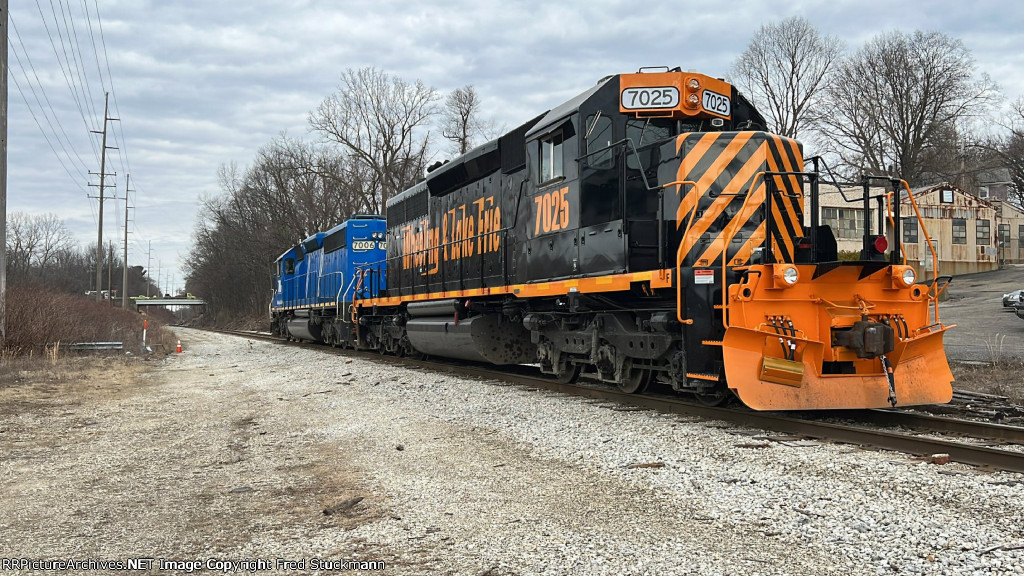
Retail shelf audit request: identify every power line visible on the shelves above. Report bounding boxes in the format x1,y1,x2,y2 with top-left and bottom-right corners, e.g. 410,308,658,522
90,0,132,181
66,0,101,125
9,13,93,177
8,58,89,192
52,0,102,160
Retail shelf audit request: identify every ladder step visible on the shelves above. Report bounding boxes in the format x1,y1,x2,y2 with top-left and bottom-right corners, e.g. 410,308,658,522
686,372,719,382
713,304,724,309
702,340,723,346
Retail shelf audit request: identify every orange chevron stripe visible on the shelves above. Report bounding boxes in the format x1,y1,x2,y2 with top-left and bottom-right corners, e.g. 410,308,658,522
772,135,804,202
769,136,805,240
675,132,722,223
682,134,760,264
764,152,797,259
694,178,766,267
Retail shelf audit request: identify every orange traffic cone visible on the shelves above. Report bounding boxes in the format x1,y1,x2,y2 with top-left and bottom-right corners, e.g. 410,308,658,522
176,339,182,353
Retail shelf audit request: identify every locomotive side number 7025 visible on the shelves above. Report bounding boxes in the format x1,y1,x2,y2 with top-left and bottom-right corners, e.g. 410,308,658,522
701,89,731,116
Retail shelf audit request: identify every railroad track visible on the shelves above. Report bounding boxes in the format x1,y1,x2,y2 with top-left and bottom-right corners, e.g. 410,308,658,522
200,328,1024,474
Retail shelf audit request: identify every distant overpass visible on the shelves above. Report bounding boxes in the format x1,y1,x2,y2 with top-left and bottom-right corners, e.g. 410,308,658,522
134,298,207,307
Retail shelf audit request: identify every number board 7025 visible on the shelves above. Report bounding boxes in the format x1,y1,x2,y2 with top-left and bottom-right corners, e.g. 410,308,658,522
620,86,680,110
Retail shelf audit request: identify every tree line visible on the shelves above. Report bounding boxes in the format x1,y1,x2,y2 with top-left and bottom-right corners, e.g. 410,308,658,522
183,68,493,324
5,211,155,298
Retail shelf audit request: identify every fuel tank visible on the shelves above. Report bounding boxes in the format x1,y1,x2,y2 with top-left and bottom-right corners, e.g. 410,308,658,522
406,314,536,364
286,318,322,342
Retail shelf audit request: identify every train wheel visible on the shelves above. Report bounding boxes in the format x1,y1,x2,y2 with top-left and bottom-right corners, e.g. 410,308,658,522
694,383,730,406
617,367,650,394
554,362,581,384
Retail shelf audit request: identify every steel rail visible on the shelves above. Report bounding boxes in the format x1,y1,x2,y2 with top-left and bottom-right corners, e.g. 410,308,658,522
205,328,1024,473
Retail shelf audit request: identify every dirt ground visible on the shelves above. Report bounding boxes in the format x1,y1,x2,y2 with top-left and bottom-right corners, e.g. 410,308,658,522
0,345,397,575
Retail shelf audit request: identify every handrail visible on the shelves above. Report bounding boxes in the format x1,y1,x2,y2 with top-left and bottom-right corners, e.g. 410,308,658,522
660,179,698,324
718,173,767,329
897,180,941,323
883,192,908,265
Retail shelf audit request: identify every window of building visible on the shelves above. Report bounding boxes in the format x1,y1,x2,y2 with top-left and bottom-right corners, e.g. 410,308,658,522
976,219,990,246
979,186,990,199
941,188,954,203
999,223,1010,246
902,218,918,244
539,132,564,183
952,219,967,244
822,207,864,240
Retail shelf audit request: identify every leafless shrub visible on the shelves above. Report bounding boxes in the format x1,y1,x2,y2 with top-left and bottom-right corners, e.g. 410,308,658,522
2,283,175,357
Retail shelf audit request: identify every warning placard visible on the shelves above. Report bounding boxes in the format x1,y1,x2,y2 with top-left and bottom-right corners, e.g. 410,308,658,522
694,269,715,285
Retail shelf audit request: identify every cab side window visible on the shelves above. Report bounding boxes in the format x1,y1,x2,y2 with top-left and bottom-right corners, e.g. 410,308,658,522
539,132,564,183
284,258,295,275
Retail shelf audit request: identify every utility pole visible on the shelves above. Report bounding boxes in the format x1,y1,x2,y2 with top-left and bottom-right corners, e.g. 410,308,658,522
1,0,9,346
89,93,117,302
146,241,152,298
122,173,132,309
107,242,113,307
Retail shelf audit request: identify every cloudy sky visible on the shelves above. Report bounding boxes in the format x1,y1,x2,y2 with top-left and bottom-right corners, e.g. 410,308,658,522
8,0,1024,293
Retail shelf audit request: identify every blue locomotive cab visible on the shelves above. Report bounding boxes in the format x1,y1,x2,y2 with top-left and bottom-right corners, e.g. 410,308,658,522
270,215,387,346
321,215,387,303
272,244,307,308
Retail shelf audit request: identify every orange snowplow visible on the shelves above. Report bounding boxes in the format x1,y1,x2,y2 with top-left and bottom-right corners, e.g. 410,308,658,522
721,262,953,410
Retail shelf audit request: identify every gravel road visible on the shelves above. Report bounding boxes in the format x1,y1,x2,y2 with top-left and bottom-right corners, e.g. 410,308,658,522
2,328,1023,575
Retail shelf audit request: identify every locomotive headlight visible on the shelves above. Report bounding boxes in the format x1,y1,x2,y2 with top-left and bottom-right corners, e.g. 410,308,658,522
686,93,700,108
893,266,917,288
783,266,799,286
687,78,701,92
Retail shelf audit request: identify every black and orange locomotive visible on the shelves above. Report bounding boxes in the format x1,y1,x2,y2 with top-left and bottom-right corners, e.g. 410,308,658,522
316,67,953,410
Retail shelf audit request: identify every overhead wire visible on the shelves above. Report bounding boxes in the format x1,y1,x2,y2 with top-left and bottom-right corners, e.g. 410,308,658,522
91,0,134,200
9,70,90,194
10,12,94,178
35,0,99,163
56,0,103,160
16,0,146,267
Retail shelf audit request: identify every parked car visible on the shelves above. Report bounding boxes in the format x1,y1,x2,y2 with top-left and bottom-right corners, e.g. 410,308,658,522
1003,289,1024,307
1015,299,1024,320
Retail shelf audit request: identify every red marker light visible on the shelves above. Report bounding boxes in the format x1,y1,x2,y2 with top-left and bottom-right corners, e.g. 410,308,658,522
874,235,888,253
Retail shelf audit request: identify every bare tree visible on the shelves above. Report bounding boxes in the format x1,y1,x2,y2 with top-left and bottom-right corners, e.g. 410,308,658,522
309,67,438,212
441,85,501,155
731,16,844,139
33,213,75,270
820,30,996,184
5,212,74,279
997,98,1024,207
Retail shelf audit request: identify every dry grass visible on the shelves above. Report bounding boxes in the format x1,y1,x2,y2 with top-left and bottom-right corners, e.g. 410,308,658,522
951,358,1024,403
1,283,179,370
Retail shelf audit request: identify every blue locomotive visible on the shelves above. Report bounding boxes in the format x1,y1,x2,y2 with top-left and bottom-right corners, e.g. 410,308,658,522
270,215,386,346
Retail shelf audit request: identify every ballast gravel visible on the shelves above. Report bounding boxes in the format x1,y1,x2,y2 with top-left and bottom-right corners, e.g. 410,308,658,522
2,327,1023,575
